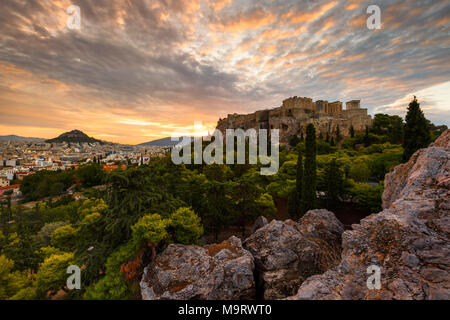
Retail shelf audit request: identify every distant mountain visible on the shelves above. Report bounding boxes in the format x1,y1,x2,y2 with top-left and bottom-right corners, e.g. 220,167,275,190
45,130,104,144
0,135,44,142
138,137,192,147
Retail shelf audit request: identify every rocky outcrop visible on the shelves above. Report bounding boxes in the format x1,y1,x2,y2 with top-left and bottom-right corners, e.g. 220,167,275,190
291,130,450,300
243,210,344,299
140,236,255,300
250,216,269,234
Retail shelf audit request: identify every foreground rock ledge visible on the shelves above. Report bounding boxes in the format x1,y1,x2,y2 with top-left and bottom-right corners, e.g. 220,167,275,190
290,130,450,300
243,209,344,300
140,236,255,300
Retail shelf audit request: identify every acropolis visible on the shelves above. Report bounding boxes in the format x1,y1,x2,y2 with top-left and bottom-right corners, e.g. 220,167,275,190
216,96,373,144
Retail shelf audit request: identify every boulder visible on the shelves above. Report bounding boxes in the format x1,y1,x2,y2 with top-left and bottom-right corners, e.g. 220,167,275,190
140,236,255,300
243,210,344,299
251,216,269,234
290,130,450,300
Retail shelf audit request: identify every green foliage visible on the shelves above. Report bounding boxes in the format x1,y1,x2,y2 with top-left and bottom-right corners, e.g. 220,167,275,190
288,151,303,218
131,214,168,245
51,225,77,251
349,181,384,213
9,287,37,300
324,158,344,210
289,135,301,148
403,97,431,161
302,124,317,212
83,241,138,300
35,252,74,297
35,221,69,247
0,255,32,300
348,162,371,182
316,140,337,155
428,121,448,142
20,170,74,201
372,114,404,144
76,164,106,188
169,207,204,245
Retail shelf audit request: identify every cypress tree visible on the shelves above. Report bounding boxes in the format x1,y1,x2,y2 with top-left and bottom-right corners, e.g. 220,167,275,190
349,125,355,138
288,150,304,218
336,125,341,142
403,97,431,162
325,131,330,143
325,158,343,210
302,124,317,212
363,126,370,147
296,151,304,215
330,136,335,146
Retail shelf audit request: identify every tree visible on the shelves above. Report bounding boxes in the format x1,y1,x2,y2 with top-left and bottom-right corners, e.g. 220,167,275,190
0,255,32,299
349,162,371,182
389,116,404,144
364,126,370,147
349,125,355,138
330,136,335,146
289,150,303,218
336,125,342,142
35,252,75,297
289,135,300,148
50,225,77,251
169,207,204,245
302,124,317,212
403,97,431,161
325,159,344,210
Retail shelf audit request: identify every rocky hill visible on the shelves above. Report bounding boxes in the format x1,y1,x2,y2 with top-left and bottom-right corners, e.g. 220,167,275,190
140,130,449,300
290,129,450,300
45,129,104,144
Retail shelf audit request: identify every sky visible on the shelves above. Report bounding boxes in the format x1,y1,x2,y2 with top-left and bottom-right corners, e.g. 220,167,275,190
0,0,449,144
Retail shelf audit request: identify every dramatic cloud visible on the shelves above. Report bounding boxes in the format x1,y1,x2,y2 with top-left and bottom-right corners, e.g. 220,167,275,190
0,0,449,143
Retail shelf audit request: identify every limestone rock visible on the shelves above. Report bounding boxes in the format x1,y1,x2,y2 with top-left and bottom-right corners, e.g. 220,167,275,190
140,236,255,300
243,210,344,300
251,216,269,234
291,130,450,300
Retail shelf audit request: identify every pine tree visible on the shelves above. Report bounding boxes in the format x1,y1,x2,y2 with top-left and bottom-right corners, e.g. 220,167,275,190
403,97,431,162
349,125,355,138
302,124,316,212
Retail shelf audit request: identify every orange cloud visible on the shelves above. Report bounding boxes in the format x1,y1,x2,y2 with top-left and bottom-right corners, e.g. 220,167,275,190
286,1,338,24
210,9,276,33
